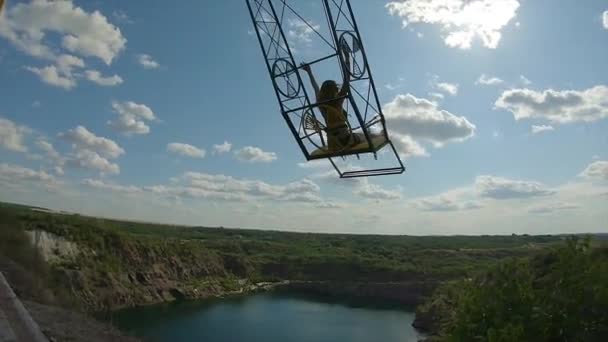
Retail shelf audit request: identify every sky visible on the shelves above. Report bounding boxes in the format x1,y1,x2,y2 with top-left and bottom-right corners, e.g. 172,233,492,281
0,0,607,235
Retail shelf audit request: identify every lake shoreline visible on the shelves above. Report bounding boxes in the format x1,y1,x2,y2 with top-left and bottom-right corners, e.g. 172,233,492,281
112,291,425,342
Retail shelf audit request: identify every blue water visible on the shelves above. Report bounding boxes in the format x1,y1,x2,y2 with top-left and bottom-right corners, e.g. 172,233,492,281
113,293,422,342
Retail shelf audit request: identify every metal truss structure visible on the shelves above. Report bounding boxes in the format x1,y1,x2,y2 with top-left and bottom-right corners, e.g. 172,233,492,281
246,0,405,178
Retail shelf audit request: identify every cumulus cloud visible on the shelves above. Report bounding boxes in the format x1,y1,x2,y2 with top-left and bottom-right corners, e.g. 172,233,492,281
137,54,160,69
1,1,125,89
297,160,330,169
436,82,459,96
84,70,123,86
158,172,322,203
107,114,149,135
59,126,124,158
476,74,504,86
0,163,57,187
282,192,323,203
167,143,206,159
287,18,320,46
25,65,76,89
353,183,401,200
579,160,608,181
235,146,277,163
519,75,532,85
36,139,65,174
475,175,554,199
57,126,122,175
65,149,120,175
428,92,445,101
108,101,156,135
528,202,579,214
383,94,476,147
316,201,347,209
390,133,428,158
603,11,608,30
212,141,232,155
0,118,30,152
24,54,95,90
413,195,482,211
36,139,60,161
531,125,554,134
386,0,520,49
429,75,458,96
111,101,155,121
0,0,126,64
82,179,141,194
495,86,608,124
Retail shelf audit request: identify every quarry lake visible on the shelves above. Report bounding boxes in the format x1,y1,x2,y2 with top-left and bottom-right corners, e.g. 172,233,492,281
113,293,422,342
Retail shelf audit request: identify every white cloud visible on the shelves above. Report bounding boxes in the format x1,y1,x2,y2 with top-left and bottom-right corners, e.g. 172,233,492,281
579,160,608,181
36,139,65,175
353,183,401,200
531,125,554,134
65,150,120,175
0,163,57,187
282,192,323,203
528,202,579,214
495,86,608,124
428,92,445,101
24,54,103,90
297,160,330,169
36,140,60,161
111,101,155,121
413,194,482,211
85,70,123,86
519,75,532,85
58,126,124,158
0,0,126,64
436,82,459,96
316,201,347,209
476,74,504,86
287,18,320,45
603,11,608,30
390,133,428,158
25,65,76,89
167,143,206,159
475,175,554,199
235,146,277,163
137,54,160,69
383,93,476,147
107,113,150,135
429,75,458,96
0,118,29,152
160,172,322,203
108,101,156,135
212,141,232,155
82,179,141,194
386,0,520,49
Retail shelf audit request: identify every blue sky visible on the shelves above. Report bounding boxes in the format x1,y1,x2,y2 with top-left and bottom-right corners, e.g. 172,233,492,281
1,0,607,234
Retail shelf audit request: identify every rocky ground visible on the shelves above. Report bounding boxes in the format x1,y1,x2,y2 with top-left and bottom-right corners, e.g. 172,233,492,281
23,301,138,342
0,257,138,342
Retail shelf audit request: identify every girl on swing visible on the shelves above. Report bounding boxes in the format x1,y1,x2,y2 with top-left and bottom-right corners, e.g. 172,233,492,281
301,51,363,151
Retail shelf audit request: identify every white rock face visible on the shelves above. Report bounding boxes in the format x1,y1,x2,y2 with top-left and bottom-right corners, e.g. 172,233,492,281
26,230,79,263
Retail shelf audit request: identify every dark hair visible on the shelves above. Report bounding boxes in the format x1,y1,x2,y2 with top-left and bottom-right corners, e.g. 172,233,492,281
319,80,339,102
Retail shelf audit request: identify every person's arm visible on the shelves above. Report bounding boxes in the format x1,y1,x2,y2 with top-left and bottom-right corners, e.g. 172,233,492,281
300,63,320,98
338,52,351,97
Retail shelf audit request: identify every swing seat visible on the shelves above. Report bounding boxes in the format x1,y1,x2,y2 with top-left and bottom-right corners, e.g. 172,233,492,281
301,110,389,159
310,133,389,159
